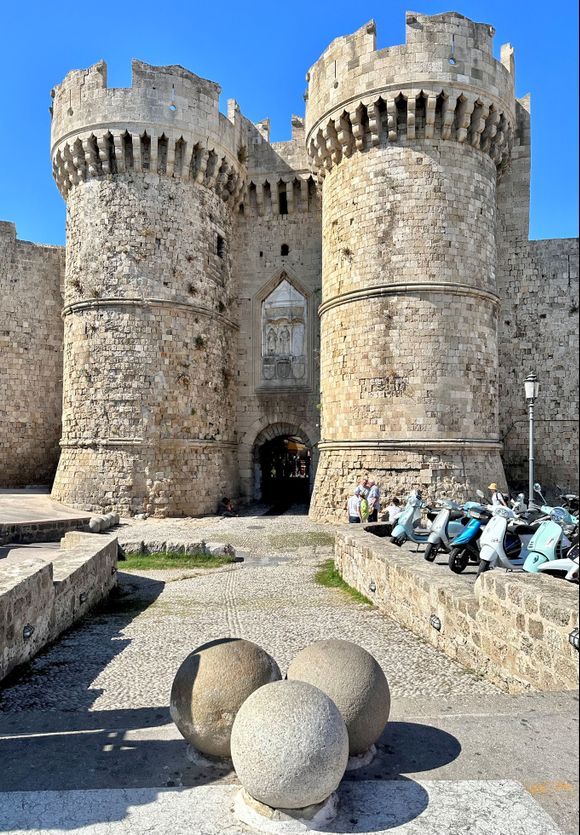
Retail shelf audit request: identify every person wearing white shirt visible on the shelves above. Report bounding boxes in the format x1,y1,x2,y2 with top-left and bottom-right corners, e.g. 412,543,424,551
488,483,507,507
347,492,361,523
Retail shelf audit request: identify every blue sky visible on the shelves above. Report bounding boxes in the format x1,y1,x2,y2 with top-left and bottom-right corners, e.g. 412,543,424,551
0,0,577,245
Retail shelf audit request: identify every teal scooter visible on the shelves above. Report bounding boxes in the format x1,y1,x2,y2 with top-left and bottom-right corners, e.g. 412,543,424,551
523,507,578,574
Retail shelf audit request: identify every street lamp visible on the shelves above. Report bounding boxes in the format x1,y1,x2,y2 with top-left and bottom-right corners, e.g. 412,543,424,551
524,373,539,507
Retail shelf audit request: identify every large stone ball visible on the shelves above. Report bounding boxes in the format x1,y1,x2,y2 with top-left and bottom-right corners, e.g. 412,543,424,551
231,680,349,809
170,638,281,758
287,639,391,755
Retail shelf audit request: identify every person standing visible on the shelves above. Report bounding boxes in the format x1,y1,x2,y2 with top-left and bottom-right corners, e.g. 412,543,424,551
367,481,381,522
347,491,362,523
359,492,370,523
488,483,507,507
385,497,402,534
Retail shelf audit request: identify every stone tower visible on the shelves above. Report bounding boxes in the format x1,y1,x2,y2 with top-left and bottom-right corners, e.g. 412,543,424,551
306,13,515,520
50,61,246,515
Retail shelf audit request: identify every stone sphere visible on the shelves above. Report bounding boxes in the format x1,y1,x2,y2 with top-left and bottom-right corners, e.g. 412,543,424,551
170,638,281,758
231,680,349,810
287,639,391,755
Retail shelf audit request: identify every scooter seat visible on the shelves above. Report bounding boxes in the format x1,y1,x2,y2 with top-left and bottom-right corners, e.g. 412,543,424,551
512,524,538,536
449,510,465,521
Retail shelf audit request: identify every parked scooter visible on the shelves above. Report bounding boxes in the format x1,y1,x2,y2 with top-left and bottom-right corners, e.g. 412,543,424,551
477,506,540,576
390,491,432,548
523,503,578,576
447,502,493,574
423,500,468,562
538,536,579,583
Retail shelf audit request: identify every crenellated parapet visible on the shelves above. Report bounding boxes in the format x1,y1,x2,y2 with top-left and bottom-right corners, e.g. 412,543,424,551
51,60,247,204
305,14,516,178
243,174,319,217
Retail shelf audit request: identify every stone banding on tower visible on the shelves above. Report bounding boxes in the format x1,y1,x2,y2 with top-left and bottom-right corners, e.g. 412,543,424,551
306,13,515,519
50,60,247,515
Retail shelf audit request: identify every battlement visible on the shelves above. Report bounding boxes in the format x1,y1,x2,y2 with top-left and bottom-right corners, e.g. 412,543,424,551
51,60,247,203
305,12,517,178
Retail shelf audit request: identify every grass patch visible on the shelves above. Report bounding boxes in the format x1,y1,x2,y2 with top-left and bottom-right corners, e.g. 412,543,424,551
120,551,236,570
268,532,335,549
315,559,372,605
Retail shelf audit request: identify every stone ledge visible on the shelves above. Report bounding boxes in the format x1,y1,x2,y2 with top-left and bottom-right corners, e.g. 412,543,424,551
0,535,118,682
335,527,579,693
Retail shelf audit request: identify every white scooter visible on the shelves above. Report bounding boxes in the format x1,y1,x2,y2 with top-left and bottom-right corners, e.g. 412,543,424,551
423,500,468,562
477,506,539,576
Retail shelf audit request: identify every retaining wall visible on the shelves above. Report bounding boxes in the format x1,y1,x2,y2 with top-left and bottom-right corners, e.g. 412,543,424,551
0,534,117,682
335,527,579,693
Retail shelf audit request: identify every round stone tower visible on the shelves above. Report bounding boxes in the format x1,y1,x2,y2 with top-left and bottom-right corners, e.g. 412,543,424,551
306,13,516,521
50,60,246,516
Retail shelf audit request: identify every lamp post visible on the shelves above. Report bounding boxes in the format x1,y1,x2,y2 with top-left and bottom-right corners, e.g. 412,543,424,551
524,373,539,507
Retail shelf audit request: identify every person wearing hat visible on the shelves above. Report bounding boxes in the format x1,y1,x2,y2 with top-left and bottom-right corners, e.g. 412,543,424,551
488,483,507,507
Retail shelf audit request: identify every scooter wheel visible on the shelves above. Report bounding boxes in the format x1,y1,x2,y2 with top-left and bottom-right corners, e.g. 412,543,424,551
424,543,438,562
390,535,405,547
448,548,469,574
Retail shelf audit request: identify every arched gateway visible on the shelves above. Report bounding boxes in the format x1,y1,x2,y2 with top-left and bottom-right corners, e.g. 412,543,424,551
250,422,316,508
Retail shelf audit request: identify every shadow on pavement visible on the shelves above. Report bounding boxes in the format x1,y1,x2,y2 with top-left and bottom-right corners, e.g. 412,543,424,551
0,572,165,714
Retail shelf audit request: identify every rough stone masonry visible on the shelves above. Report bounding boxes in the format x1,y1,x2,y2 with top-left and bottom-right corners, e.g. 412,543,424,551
0,11,578,520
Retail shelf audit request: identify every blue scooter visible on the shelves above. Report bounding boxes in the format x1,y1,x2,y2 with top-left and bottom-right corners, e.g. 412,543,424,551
447,501,493,574
390,492,431,548
390,492,464,550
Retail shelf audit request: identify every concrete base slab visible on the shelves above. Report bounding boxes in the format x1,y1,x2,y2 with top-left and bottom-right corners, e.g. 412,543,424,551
0,780,563,834
346,744,377,772
234,788,338,832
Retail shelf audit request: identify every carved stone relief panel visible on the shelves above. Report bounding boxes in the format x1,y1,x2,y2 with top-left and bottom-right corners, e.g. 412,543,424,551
261,277,307,387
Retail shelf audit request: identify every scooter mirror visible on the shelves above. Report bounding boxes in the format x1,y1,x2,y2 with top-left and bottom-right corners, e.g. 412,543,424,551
534,482,542,493
476,490,485,499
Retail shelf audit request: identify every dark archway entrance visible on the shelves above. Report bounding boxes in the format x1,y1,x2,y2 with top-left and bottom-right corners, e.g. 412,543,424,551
259,435,311,508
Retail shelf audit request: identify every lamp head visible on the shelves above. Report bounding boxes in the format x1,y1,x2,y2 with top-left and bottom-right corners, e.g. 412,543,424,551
525,373,539,402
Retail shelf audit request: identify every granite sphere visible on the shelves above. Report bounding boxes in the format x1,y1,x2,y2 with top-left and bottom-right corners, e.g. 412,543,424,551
231,680,349,810
287,639,391,755
170,638,281,758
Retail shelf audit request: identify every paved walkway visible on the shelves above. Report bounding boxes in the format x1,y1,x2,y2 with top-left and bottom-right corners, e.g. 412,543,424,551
0,488,88,524
0,510,578,833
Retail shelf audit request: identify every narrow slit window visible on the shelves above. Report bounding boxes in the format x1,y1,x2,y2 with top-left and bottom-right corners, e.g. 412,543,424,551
281,244,289,256
278,183,288,215
216,234,225,258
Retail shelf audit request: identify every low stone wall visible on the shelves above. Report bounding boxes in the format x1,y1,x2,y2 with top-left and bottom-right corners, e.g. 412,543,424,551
0,534,117,682
335,528,579,693
0,517,91,546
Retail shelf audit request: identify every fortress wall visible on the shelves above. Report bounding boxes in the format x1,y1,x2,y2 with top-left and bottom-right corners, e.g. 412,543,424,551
498,237,579,491
496,97,579,492
233,122,322,501
0,222,64,486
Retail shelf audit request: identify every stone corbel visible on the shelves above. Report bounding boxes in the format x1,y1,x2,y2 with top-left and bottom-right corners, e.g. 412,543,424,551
456,96,476,143
440,95,456,140
113,134,126,174
469,101,490,149
425,93,437,139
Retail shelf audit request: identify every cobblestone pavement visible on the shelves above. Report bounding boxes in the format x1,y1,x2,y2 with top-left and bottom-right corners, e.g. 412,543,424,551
0,510,497,714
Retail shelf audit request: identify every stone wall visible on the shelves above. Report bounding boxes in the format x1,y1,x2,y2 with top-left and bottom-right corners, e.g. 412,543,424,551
234,120,322,502
0,534,117,682
0,222,64,487
335,527,579,693
498,238,579,492
496,96,579,493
